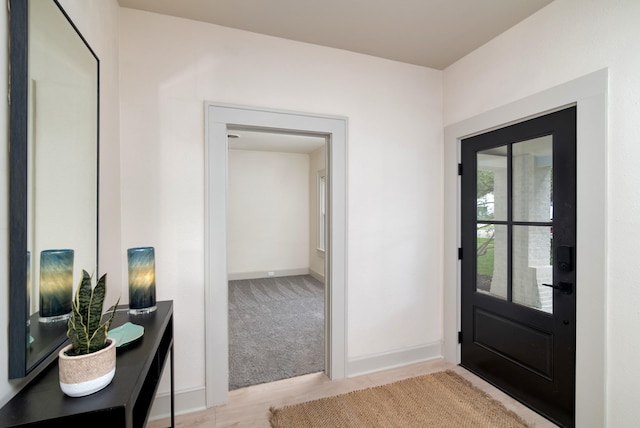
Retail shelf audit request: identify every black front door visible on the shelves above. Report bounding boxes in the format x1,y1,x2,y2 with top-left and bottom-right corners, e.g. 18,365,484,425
460,107,576,427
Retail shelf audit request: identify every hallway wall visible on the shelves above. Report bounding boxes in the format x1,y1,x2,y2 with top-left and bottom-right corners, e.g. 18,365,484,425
119,7,443,409
227,149,310,277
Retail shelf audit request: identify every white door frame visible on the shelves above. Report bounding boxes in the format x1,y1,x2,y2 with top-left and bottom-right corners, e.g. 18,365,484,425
204,102,348,407
443,69,607,427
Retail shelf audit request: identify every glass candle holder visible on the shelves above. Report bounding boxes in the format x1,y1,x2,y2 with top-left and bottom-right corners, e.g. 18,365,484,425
128,247,157,314
39,249,74,323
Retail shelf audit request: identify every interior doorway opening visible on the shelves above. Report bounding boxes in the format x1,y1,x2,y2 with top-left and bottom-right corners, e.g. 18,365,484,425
205,103,347,407
226,127,327,390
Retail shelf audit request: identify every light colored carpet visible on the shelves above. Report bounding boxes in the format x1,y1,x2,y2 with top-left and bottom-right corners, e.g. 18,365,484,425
228,275,324,390
269,370,531,427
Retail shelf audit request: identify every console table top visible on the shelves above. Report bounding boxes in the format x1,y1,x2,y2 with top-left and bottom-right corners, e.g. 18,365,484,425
0,300,173,427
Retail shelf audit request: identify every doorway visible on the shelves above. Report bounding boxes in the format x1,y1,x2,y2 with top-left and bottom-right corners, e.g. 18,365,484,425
204,103,347,407
460,107,576,427
226,128,327,389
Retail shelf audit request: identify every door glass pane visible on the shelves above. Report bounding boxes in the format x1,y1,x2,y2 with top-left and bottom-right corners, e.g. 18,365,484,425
477,147,507,221
513,136,553,222
477,224,507,300
512,225,553,313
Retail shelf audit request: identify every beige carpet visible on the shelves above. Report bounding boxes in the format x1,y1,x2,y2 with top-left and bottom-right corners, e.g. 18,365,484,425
269,370,531,427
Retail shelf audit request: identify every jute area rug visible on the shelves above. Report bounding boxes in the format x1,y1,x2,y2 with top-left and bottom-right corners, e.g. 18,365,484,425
269,370,531,427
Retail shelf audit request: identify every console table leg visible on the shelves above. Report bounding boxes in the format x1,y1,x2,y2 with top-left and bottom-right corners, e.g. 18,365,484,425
170,344,175,428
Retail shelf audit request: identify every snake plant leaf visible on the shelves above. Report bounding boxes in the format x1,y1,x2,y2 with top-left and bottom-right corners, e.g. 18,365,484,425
67,317,88,355
86,273,107,337
88,326,107,353
67,308,90,355
67,270,120,355
75,270,93,325
103,295,120,332
87,296,120,353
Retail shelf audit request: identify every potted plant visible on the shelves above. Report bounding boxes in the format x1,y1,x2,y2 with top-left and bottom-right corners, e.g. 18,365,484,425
58,270,120,397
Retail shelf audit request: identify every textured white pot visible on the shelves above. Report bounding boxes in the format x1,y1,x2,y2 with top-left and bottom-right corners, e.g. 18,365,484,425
58,338,116,397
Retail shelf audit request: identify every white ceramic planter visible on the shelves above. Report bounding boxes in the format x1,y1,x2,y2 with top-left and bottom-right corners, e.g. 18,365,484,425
58,338,116,397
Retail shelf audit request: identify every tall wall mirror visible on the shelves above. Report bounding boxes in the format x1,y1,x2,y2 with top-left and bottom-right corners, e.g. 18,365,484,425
9,0,99,378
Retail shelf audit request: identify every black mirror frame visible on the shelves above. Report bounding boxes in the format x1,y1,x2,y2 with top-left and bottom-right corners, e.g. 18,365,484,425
8,0,100,378
8,0,30,379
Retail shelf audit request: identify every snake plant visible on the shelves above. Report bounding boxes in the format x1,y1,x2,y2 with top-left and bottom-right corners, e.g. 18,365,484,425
66,270,120,355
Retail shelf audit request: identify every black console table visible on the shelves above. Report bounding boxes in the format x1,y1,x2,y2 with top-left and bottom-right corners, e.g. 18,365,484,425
0,300,174,427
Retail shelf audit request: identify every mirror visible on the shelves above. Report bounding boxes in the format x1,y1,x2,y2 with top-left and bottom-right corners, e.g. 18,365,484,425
9,0,99,378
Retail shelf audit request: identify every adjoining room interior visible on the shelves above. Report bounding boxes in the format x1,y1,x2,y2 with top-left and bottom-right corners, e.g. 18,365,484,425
226,128,327,390
3,0,636,427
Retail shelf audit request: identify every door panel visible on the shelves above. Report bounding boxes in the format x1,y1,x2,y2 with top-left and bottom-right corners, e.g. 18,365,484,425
474,308,553,378
461,107,576,427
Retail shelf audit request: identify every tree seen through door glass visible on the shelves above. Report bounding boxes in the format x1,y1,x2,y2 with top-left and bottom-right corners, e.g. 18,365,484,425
476,224,507,299
476,147,507,299
476,147,507,222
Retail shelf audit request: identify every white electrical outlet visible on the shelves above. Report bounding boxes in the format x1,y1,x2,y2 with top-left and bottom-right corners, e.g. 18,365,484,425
267,271,275,277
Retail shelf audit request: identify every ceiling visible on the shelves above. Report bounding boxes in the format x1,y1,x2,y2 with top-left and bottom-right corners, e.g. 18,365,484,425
118,0,553,70
227,128,326,154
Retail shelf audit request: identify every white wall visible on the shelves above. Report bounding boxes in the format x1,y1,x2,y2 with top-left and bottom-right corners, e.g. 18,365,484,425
119,7,443,405
444,0,640,425
0,0,121,407
309,147,326,280
227,149,309,276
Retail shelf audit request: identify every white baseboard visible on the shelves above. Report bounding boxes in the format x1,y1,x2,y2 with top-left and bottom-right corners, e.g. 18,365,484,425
227,268,309,281
309,268,325,284
347,342,442,378
149,386,207,422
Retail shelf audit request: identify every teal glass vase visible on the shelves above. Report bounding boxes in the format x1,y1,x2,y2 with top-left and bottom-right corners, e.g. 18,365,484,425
127,247,157,314
39,249,74,322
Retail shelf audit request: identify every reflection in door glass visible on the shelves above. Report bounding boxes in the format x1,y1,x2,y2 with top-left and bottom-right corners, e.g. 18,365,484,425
513,136,553,222
512,225,553,313
477,147,508,221
476,224,507,300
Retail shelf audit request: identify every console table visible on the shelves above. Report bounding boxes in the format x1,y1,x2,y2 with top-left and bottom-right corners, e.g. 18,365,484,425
0,300,174,427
